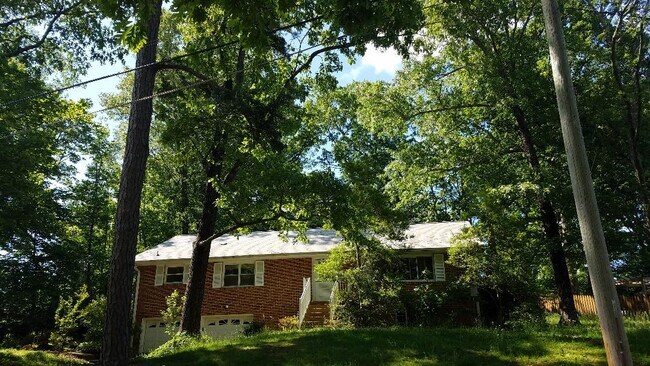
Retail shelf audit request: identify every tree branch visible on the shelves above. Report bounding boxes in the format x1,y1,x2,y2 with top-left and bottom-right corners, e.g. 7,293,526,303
6,1,82,57
403,103,492,122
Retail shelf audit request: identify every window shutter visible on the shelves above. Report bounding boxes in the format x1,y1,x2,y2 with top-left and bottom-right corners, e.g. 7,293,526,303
254,261,264,286
212,262,223,288
434,254,445,282
183,265,190,284
155,265,164,286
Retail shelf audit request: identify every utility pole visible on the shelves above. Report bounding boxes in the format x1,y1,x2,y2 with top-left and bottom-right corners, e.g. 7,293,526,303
540,0,632,364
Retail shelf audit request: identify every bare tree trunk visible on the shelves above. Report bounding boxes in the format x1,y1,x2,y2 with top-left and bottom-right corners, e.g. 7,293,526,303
180,144,224,335
541,0,632,364
511,105,580,325
99,1,162,364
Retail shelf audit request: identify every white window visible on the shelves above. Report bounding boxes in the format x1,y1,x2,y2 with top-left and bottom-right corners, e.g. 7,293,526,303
224,263,255,287
213,261,263,288
165,266,185,284
401,256,434,280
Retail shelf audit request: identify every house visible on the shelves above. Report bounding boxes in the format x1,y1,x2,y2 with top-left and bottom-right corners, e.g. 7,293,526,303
133,221,470,353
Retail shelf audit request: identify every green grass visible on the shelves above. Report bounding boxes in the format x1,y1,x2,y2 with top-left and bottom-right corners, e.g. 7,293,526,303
138,316,650,366
0,349,89,366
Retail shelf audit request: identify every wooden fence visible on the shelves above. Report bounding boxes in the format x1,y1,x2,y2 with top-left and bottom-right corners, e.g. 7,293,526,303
542,294,650,316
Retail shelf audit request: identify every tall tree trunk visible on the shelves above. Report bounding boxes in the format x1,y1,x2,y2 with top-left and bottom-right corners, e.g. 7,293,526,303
179,166,190,235
99,1,162,364
541,0,632,363
511,105,580,325
180,144,224,335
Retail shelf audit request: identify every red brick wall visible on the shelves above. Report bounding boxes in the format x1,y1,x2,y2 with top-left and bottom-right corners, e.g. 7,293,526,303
135,257,312,326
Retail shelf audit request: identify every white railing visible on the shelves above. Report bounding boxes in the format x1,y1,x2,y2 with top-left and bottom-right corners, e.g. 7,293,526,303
329,281,339,321
298,277,311,327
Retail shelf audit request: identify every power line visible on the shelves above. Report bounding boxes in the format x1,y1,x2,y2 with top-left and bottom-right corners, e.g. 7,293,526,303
56,38,346,119
0,16,323,108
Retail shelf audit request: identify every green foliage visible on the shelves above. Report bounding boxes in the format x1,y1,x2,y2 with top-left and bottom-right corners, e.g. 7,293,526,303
50,286,89,350
404,284,447,326
277,316,300,331
161,290,185,337
49,286,105,353
318,241,405,326
76,296,106,354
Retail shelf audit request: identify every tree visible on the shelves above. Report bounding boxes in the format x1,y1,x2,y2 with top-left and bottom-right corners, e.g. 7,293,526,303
100,0,163,363
0,58,104,340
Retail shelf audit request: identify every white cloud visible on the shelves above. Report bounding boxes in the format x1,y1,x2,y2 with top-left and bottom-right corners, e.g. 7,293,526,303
361,44,403,75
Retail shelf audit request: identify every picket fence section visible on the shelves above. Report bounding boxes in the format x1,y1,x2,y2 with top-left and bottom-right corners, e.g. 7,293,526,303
542,294,650,316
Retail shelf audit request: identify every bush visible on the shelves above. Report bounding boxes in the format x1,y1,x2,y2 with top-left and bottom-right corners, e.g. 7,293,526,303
242,322,265,336
318,241,406,327
278,316,300,331
403,284,447,326
0,334,19,349
49,286,105,353
161,290,185,336
77,296,105,353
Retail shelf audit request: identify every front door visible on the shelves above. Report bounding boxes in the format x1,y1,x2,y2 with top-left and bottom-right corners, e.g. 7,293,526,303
312,258,334,301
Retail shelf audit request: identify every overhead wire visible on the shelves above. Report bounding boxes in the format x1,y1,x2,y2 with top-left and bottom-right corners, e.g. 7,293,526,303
0,15,323,108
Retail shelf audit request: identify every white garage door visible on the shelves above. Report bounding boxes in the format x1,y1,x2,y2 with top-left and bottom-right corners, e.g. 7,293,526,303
202,315,253,340
141,318,171,353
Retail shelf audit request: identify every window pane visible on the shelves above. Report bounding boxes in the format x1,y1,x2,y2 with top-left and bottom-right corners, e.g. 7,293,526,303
223,275,238,287
240,274,254,286
240,263,254,275
166,266,184,283
224,265,239,276
167,267,184,274
417,257,433,279
409,258,418,280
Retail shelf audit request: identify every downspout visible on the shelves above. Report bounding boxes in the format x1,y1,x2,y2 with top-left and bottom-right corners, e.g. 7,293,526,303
131,267,141,352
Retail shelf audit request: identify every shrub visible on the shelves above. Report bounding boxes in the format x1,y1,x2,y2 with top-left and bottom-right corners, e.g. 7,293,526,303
0,334,19,349
77,296,105,353
404,284,447,326
242,322,265,336
278,316,300,330
318,241,405,327
161,290,185,336
50,286,89,351
49,286,106,353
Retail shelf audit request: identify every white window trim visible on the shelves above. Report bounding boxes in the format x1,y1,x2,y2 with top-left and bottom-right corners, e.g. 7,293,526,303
400,254,446,282
164,265,187,284
223,263,256,288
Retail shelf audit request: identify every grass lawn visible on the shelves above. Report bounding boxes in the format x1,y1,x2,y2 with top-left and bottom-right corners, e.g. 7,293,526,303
0,349,90,366
139,316,650,366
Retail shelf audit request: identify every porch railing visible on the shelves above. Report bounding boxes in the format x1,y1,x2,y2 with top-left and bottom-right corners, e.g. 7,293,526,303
329,281,339,321
298,277,311,327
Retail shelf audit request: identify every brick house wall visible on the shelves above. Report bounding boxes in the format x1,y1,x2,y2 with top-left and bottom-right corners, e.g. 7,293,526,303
135,252,476,329
135,257,312,326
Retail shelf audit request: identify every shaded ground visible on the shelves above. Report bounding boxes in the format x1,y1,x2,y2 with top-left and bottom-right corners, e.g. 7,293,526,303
139,316,650,366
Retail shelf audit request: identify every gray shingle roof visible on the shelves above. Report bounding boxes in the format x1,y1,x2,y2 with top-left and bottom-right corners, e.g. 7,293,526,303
134,221,469,264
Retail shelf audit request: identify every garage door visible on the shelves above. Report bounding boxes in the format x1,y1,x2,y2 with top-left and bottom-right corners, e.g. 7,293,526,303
202,315,253,340
141,318,171,353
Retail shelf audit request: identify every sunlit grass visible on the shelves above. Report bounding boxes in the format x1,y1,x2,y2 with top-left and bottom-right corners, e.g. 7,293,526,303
138,315,650,366
0,349,89,366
